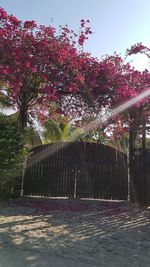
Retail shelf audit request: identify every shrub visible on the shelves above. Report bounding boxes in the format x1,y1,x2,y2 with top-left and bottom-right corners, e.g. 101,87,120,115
0,113,27,199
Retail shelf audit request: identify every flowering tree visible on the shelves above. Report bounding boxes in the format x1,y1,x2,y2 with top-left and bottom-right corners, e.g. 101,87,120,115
0,7,92,128
126,43,150,150
57,50,150,148
1,6,150,148
59,54,130,122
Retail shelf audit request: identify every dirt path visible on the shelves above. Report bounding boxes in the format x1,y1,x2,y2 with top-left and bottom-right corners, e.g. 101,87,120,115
0,198,150,267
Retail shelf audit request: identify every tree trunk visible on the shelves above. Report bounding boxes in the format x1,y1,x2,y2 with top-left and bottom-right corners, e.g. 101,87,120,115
19,105,28,129
18,88,28,130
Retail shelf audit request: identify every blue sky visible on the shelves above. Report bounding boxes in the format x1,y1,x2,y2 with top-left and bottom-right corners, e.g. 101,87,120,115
1,0,150,70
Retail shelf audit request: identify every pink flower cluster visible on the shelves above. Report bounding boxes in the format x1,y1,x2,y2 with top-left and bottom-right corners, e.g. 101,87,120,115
127,42,150,56
78,19,92,46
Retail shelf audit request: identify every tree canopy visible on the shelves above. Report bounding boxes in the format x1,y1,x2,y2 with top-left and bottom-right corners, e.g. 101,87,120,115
0,7,150,142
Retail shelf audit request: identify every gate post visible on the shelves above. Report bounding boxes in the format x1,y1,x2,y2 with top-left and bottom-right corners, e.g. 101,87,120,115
20,156,27,197
142,121,146,204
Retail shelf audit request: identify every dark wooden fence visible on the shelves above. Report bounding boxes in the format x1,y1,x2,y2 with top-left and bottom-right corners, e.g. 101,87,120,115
23,142,128,200
130,149,150,204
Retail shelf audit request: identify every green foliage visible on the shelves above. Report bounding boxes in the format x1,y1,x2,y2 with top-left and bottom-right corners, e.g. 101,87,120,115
24,127,42,148
0,113,27,199
79,130,107,143
43,116,71,143
107,133,129,154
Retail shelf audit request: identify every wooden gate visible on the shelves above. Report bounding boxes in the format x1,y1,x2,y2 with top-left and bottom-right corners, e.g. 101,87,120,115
130,149,150,204
23,142,128,200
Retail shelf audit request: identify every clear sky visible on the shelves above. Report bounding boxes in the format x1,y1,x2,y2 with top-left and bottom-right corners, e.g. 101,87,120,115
0,0,150,70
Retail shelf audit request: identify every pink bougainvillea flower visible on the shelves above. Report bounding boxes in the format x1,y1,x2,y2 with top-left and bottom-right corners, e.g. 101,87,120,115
0,7,8,19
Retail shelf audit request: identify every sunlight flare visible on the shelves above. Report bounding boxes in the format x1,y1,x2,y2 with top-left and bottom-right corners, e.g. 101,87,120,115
29,88,150,165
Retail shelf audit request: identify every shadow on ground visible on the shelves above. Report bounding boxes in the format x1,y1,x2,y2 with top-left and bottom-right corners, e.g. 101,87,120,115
0,197,150,267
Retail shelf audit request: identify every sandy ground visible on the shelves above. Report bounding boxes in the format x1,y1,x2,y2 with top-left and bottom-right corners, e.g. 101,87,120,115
0,197,150,267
